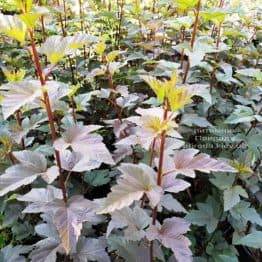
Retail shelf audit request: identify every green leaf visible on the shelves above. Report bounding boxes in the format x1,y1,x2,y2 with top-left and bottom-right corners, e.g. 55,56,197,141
84,169,111,187
181,113,212,127
235,231,262,249
225,105,255,124
209,173,235,190
186,196,221,233
236,68,262,81
230,201,262,226
223,185,248,211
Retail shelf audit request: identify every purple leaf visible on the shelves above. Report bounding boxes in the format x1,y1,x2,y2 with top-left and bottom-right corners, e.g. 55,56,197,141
97,163,163,214
147,217,192,262
162,149,236,178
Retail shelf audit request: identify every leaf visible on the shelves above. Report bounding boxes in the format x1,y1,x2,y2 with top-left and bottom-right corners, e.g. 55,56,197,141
12,0,33,12
184,49,205,68
39,34,96,64
230,201,262,226
17,186,63,213
71,237,110,262
176,0,198,10
97,163,163,214
125,107,179,150
235,231,262,249
186,196,221,233
38,35,68,64
2,68,26,82
52,196,102,254
30,239,61,262
147,217,192,262
0,81,41,120
187,84,212,104
168,87,192,112
0,14,27,43
209,173,236,190
160,194,187,213
11,113,47,144
65,33,98,51
94,41,106,56
215,63,240,85
0,245,31,262
165,16,194,30
107,205,151,240
54,125,114,167
223,185,248,211
236,68,261,79
225,105,256,124
23,194,102,254
106,50,120,62
141,72,177,103
108,236,164,262
29,213,64,262
19,12,40,28
0,150,49,196
201,8,227,25
20,193,101,253
180,114,212,127
162,174,191,193
84,169,110,187
162,149,236,178
59,150,101,173
0,80,68,120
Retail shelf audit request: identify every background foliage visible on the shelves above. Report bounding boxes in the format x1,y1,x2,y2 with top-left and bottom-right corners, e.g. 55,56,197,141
0,0,261,261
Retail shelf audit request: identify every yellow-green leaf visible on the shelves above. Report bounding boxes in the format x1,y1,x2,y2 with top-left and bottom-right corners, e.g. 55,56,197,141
168,87,192,112
94,41,106,56
19,12,40,28
13,0,33,12
201,9,227,25
0,14,27,43
106,51,120,62
2,68,26,82
141,71,178,103
176,0,199,11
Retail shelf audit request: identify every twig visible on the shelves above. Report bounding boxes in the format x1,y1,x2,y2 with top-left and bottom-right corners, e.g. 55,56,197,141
182,0,201,83
28,29,67,203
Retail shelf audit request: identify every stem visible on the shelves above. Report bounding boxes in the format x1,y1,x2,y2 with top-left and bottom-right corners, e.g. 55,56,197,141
56,0,66,36
150,102,168,262
70,96,77,123
62,0,67,28
28,29,67,203
40,16,46,41
8,152,16,164
140,138,156,208
180,26,185,67
116,0,125,47
55,2,76,84
15,110,25,149
190,1,201,49
78,0,87,64
216,22,222,49
182,0,201,84
106,68,123,121
152,0,156,13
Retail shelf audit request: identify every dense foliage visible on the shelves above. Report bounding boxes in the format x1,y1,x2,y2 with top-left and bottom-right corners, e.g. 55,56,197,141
0,0,261,261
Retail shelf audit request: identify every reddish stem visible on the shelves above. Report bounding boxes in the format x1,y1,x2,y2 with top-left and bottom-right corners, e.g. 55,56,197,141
182,0,201,84
28,29,67,203
15,110,25,149
150,102,168,261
